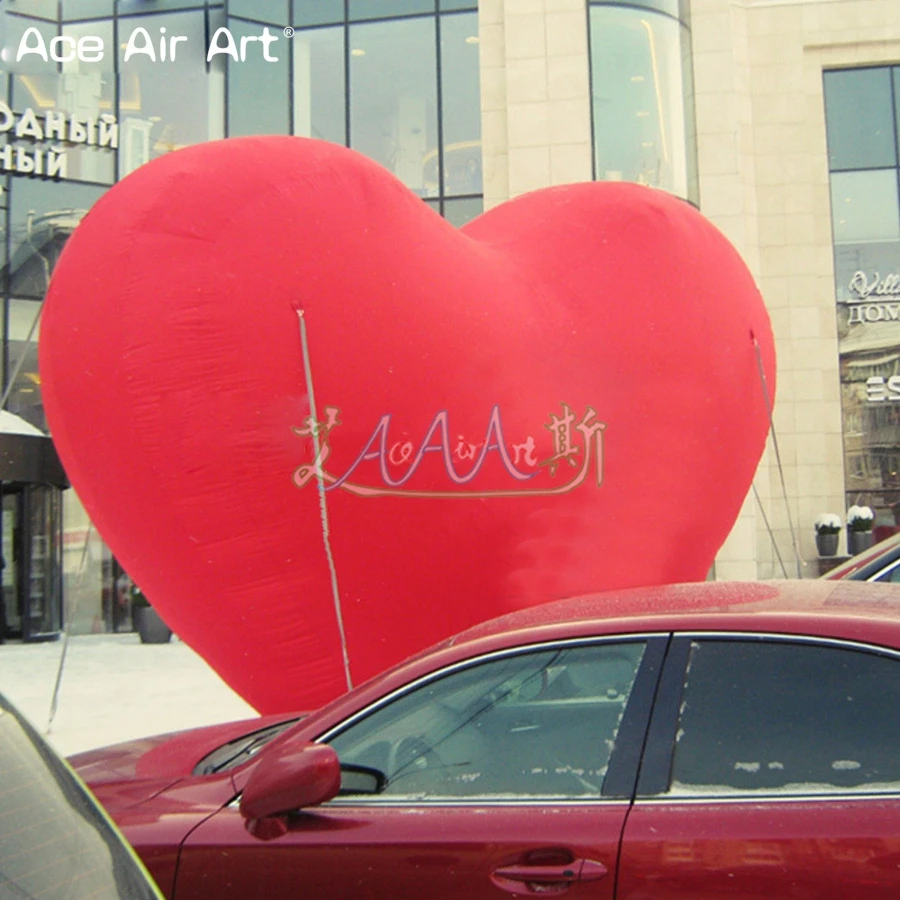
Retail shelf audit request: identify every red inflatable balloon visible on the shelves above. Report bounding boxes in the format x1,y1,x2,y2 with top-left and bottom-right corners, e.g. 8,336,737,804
39,137,775,714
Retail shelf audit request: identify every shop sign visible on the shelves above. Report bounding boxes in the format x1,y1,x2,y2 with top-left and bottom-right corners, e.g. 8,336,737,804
847,270,900,324
0,103,118,181
866,375,900,403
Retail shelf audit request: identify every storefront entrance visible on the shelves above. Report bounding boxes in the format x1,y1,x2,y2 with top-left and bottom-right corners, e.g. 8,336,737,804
0,484,63,642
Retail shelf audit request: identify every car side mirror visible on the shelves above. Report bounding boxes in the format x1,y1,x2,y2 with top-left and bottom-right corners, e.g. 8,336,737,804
240,740,340,821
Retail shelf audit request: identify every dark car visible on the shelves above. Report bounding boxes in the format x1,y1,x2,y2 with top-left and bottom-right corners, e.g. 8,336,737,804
824,531,900,582
71,579,900,899
0,690,164,899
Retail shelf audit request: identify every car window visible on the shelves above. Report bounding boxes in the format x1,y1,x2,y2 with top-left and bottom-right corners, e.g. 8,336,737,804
0,695,163,899
328,641,646,800
871,559,900,583
669,639,900,797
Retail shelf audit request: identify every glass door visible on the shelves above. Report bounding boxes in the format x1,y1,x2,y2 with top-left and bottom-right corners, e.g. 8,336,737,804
23,485,62,641
1,489,20,640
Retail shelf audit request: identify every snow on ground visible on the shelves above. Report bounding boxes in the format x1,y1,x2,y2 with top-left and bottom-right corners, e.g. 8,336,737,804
0,633,258,757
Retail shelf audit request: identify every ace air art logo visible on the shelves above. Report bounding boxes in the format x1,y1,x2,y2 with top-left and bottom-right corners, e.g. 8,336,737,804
292,403,606,498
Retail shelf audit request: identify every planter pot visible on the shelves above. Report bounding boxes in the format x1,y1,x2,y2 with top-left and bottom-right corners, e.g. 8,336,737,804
815,532,840,557
134,606,172,644
848,530,874,556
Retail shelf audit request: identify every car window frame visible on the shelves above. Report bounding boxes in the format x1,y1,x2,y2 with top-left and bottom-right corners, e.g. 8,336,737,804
867,556,900,583
315,633,671,805
636,631,900,800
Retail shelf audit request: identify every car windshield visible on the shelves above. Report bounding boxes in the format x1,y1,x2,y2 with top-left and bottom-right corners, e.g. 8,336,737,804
193,719,303,776
0,694,163,900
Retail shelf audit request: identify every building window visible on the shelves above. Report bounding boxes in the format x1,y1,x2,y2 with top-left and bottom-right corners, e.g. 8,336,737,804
226,0,483,219
824,66,900,532
0,0,483,638
588,0,697,203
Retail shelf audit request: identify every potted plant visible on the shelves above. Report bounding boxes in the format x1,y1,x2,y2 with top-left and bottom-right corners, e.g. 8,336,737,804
129,581,172,644
814,513,842,557
846,505,875,556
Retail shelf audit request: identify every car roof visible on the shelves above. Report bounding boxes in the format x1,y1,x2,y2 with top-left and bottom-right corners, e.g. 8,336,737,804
440,579,900,652
262,579,900,765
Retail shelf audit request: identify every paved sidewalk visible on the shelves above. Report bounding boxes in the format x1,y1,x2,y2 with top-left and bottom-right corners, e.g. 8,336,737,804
0,633,257,757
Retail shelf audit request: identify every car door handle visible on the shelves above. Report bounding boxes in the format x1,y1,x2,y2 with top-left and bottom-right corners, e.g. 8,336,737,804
491,858,608,894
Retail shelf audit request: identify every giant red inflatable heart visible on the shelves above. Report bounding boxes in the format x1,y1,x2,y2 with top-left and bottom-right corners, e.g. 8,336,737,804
40,137,775,714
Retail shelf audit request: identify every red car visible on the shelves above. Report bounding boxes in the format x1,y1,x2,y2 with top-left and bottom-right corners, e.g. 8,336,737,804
71,579,900,899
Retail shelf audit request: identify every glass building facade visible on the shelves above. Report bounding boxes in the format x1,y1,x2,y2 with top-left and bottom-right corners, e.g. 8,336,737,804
0,0,482,637
588,0,697,203
825,65,900,538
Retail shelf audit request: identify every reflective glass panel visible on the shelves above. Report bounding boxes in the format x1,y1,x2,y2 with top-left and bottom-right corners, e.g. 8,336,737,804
440,12,481,196
59,20,116,184
119,0,218,12
350,17,438,198
293,0,344,27
2,491,21,634
228,0,289,22
440,0,478,9
227,17,290,136
7,298,43,429
443,196,481,227
830,169,900,244
824,67,897,172
6,0,57,20
292,26,345,145
592,0,682,15
895,68,900,163
61,0,114,17
349,0,435,21
117,11,220,176
589,5,692,200
27,485,62,637
8,180,103,296
7,14,55,81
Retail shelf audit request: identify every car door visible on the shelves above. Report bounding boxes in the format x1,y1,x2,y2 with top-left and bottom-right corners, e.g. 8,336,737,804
175,636,666,900
618,634,900,899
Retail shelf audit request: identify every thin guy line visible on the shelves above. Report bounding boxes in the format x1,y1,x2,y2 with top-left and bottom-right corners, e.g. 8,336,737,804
297,309,353,692
752,331,803,578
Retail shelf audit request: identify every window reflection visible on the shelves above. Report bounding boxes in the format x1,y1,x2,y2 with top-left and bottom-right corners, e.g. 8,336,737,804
7,299,43,430
293,0,344,28
589,4,694,202
6,0,56,21
292,26,346,145
61,1,114,18
228,17,289,136
8,180,102,292
443,196,482,227
350,17,438,197
117,11,222,176
60,21,116,184
439,12,481,197
330,642,645,800
830,170,900,244
229,0,288,21
826,65,900,528
825,68,898,172
9,15,56,111
349,0,434,21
